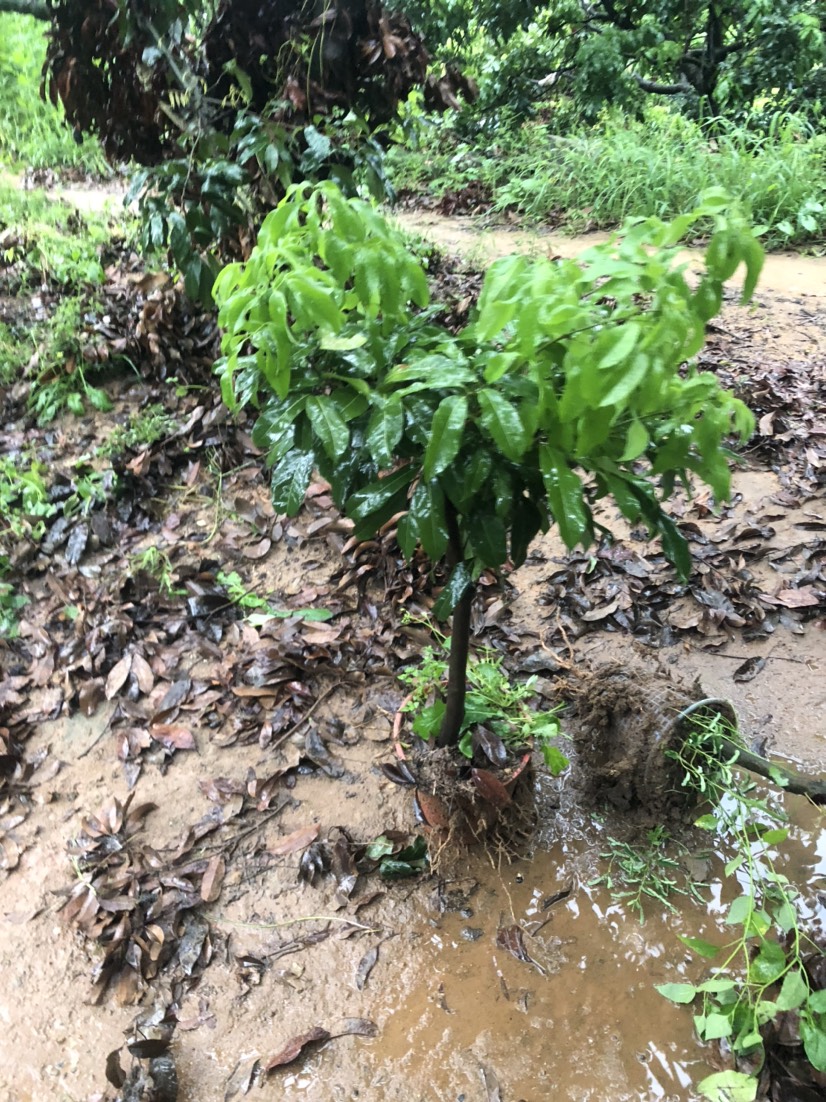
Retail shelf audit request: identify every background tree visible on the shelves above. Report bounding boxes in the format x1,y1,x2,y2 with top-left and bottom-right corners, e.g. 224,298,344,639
396,0,825,122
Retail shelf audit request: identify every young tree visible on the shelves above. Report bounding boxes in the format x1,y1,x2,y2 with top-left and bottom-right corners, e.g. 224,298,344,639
213,182,761,750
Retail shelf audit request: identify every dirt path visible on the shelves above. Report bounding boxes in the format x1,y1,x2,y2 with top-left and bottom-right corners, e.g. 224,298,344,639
1,196,824,1102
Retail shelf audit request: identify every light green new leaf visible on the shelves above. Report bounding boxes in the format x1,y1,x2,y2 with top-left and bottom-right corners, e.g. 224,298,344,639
655,982,698,1005
677,935,720,960
776,969,808,1012
423,395,468,478
801,1017,826,1072
697,1070,757,1102
702,1012,734,1041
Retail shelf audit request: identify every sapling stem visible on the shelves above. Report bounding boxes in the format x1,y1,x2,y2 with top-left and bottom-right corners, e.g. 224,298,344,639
436,500,473,749
677,698,826,805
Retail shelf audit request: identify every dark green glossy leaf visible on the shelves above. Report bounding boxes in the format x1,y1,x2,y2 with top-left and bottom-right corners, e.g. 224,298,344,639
423,395,468,479
366,398,404,468
467,511,507,569
539,445,591,549
409,480,448,561
510,495,545,567
432,561,474,620
270,450,314,515
306,396,349,460
346,465,413,541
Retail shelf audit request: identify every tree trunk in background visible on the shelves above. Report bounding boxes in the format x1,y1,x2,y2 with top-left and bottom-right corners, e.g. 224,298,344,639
0,0,49,18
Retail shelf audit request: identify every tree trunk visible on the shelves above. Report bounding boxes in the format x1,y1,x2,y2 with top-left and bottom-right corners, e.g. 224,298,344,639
0,0,50,19
436,502,472,750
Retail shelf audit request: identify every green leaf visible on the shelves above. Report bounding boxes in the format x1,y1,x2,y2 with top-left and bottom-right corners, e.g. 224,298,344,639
467,511,507,569
305,396,350,461
347,465,413,541
773,900,798,934
364,835,396,861
697,1070,757,1102
749,940,787,985
677,936,720,960
619,419,649,461
432,561,473,620
801,1016,826,1073
776,969,808,1012
655,982,698,1005
808,990,826,1013
694,814,719,831
760,828,788,845
409,480,449,561
725,895,753,926
539,445,591,549
366,398,404,468
319,332,367,351
541,744,568,775
270,450,314,515
412,700,445,741
697,978,737,994
702,1012,734,1041
423,395,468,479
86,386,113,412
477,389,529,460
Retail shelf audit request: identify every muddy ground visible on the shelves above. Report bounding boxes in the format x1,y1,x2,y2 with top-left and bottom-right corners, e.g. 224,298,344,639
1,197,824,1102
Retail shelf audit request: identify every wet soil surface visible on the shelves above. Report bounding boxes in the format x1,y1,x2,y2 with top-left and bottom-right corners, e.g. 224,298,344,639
1,190,825,1101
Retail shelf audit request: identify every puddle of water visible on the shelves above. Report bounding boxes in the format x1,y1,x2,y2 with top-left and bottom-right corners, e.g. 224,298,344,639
274,789,824,1102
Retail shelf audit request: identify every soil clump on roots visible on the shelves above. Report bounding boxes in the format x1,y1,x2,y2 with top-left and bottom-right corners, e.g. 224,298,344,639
566,661,735,819
410,744,537,869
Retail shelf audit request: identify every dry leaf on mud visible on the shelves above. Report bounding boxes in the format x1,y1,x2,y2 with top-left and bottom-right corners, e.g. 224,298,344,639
151,724,196,751
200,856,226,902
263,1027,330,1072
355,944,379,990
496,924,533,964
764,586,823,608
224,1054,260,1100
106,653,133,699
413,788,450,830
269,824,319,856
733,656,767,682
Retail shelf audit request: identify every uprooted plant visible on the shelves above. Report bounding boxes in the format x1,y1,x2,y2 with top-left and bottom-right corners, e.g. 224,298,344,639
655,708,826,1101
213,180,761,803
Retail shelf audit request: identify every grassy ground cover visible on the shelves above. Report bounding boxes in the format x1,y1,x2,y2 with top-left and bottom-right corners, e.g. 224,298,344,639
388,105,826,249
0,13,105,172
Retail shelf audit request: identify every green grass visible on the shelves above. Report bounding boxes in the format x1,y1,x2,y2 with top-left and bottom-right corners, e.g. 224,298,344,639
0,182,115,288
0,13,105,172
388,106,826,249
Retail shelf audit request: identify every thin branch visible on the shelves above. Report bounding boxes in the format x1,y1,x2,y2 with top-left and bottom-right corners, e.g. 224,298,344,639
633,73,694,96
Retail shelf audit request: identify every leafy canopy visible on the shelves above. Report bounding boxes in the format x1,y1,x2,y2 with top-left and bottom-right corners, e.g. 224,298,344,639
214,182,760,611
397,0,825,121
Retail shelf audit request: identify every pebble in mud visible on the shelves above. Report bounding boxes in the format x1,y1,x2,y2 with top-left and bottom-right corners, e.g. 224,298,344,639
460,926,484,941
